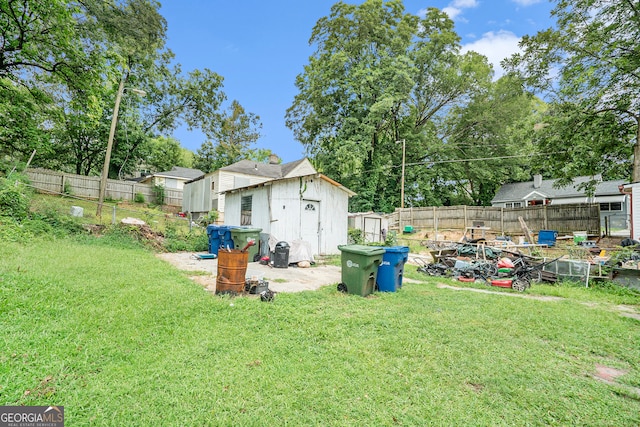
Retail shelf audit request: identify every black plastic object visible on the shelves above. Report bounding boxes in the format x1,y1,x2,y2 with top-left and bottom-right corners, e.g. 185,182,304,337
272,241,290,268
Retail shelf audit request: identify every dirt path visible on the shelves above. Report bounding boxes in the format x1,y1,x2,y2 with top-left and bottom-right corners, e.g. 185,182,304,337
156,251,341,293
436,283,640,321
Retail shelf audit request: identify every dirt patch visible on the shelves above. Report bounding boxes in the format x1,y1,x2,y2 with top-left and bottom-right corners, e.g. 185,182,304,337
615,305,640,321
594,364,628,382
591,364,640,398
189,275,216,293
156,252,342,293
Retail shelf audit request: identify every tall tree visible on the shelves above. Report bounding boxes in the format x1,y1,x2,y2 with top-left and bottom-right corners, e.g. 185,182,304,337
194,100,262,172
286,1,493,211
143,136,185,172
0,0,100,90
0,0,234,181
437,76,542,205
505,0,640,186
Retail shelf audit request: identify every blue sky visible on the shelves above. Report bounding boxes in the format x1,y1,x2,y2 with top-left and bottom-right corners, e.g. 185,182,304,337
160,0,554,163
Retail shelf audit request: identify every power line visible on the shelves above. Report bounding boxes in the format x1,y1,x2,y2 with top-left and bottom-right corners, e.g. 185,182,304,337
403,151,566,168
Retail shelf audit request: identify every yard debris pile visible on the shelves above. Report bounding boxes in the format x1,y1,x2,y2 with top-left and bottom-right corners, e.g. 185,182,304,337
119,218,165,249
415,242,569,291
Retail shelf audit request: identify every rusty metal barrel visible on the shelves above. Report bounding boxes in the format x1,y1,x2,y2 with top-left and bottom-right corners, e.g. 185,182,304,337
215,249,249,294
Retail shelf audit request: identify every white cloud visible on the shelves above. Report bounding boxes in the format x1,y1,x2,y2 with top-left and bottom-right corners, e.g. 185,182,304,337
461,30,521,78
442,6,462,20
511,0,542,5
452,0,479,7
439,0,479,21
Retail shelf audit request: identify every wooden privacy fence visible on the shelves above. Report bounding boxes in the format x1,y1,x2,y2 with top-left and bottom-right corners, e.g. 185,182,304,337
389,204,601,236
25,168,183,207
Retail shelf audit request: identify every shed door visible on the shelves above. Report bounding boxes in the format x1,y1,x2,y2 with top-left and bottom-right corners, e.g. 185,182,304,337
363,217,381,243
301,200,320,254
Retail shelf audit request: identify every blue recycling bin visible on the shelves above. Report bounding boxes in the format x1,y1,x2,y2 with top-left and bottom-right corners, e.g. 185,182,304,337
206,225,238,255
376,246,410,292
538,230,558,247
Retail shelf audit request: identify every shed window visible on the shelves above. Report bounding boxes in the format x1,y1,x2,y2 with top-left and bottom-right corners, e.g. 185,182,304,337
241,195,252,225
600,202,622,212
305,203,316,211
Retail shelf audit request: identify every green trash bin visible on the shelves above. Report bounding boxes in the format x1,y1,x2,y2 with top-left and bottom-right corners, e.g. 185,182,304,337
230,227,262,262
337,245,386,297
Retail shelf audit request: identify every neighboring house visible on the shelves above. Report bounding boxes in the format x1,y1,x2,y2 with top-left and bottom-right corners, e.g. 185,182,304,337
348,212,389,243
492,174,628,230
139,166,204,190
622,182,640,240
182,156,316,222
223,172,355,255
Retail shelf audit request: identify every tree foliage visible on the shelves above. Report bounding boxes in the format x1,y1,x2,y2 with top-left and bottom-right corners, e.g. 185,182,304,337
286,0,507,210
144,136,186,172
194,100,262,173
0,0,255,180
505,0,640,186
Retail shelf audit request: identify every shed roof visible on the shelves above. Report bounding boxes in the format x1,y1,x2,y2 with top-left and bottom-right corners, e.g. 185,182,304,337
220,158,310,178
492,175,626,203
223,173,356,197
144,166,204,181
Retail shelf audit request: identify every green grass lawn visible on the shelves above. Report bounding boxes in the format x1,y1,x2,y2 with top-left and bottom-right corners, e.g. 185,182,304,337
1,238,640,426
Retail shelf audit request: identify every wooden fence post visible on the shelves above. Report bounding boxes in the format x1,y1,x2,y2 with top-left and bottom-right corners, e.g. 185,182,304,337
464,205,468,229
433,206,437,236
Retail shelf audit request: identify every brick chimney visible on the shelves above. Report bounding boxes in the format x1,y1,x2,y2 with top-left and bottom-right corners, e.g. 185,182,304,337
268,154,280,164
533,174,542,189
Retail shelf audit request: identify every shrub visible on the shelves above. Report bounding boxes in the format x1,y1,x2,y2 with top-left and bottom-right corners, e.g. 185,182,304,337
0,175,31,220
152,184,165,206
197,210,219,226
348,228,364,245
134,192,145,203
163,221,208,252
63,180,73,195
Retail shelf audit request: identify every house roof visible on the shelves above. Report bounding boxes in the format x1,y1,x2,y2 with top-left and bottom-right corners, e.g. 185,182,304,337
219,158,310,179
142,166,204,182
222,173,356,197
492,175,626,203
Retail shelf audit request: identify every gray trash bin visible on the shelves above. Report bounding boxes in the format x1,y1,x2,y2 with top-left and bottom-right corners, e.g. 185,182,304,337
271,241,290,268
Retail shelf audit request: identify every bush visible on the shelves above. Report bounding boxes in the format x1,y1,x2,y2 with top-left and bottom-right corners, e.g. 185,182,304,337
0,175,31,220
197,210,219,226
134,192,145,203
163,221,208,252
348,228,364,245
152,184,165,206
63,180,73,195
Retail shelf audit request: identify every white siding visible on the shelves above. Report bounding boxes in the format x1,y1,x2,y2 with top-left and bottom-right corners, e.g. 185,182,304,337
223,189,268,227
223,175,350,255
633,185,640,240
284,159,317,178
269,176,348,254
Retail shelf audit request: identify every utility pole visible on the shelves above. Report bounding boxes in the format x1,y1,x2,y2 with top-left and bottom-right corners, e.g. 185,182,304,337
96,71,145,217
97,74,126,217
397,139,406,209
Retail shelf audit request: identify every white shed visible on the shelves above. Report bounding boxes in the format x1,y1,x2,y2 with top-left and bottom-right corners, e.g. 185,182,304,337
622,183,639,239
348,212,390,243
223,173,355,255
